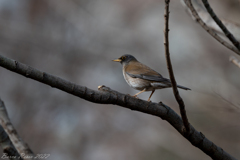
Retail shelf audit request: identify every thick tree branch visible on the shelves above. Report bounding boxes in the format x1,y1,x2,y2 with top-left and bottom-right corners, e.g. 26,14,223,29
164,0,190,132
183,0,240,55
0,54,237,160
202,0,240,51
0,99,34,160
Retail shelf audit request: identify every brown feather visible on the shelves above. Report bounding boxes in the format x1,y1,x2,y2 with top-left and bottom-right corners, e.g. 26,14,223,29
124,60,163,77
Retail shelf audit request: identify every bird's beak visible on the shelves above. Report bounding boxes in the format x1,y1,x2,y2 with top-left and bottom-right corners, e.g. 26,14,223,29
112,58,122,62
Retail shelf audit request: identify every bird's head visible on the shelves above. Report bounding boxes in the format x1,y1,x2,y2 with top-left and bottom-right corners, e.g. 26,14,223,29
112,54,137,65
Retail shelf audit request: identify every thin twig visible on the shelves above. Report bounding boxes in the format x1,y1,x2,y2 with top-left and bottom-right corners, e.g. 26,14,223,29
229,56,240,68
183,0,240,55
0,54,237,160
202,0,240,51
0,99,34,160
164,0,190,132
213,90,239,110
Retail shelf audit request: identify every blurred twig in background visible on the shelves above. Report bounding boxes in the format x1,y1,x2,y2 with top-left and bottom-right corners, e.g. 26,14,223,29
0,98,34,160
182,0,240,55
181,0,240,41
0,125,22,160
202,0,240,51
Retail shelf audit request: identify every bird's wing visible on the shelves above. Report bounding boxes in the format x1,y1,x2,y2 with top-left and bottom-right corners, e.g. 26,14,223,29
125,61,171,83
126,72,171,83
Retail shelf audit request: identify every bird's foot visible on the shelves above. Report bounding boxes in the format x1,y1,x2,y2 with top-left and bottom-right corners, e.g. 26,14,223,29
147,97,152,102
132,95,139,99
126,94,139,99
127,94,132,97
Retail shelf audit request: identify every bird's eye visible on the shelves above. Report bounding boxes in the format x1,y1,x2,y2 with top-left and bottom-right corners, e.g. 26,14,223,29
121,56,126,60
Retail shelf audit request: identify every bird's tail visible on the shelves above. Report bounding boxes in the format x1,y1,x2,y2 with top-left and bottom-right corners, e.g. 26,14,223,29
177,84,191,90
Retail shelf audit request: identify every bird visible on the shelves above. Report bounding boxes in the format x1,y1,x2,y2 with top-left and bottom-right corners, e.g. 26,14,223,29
113,54,190,101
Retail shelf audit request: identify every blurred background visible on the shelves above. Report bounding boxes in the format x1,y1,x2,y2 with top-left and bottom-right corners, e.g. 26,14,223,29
0,0,239,159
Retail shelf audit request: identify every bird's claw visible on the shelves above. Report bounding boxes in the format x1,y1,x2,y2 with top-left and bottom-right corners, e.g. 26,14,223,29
126,94,139,99
132,95,139,99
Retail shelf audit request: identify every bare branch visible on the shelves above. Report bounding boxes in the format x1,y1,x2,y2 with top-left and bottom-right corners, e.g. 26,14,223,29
0,54,237,159
0,125,22,160
181,0,240,42
182,0,240,55
0,99,34,160
164,0,190,132
229,56,240,68
202,0,240,51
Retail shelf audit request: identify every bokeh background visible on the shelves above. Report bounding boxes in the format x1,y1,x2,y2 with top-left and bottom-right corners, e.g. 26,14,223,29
0,0,240,160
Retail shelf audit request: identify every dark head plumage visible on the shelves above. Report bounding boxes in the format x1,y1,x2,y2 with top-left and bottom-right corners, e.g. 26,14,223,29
112,54,137,65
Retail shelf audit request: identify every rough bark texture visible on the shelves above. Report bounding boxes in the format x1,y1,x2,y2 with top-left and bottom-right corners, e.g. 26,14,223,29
0,54,237,160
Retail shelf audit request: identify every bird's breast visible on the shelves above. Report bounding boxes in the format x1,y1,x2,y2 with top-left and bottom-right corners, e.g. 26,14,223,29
123,72,151,91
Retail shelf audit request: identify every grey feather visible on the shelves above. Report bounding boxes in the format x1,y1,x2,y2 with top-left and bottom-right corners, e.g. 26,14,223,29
126,72,171,83
127,72,191,90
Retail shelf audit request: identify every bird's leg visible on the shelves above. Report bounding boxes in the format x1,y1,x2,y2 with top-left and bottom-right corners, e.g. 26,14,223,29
148,89,155,102
133,88,147,98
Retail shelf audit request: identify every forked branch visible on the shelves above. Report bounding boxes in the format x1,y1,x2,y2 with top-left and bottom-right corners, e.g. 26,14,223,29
0,54,236,160
183,0,240,55
202,0,240,51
